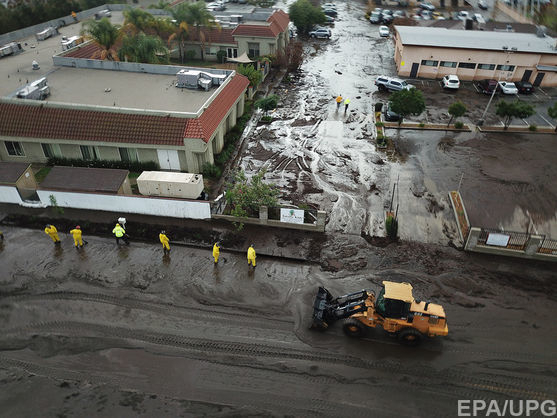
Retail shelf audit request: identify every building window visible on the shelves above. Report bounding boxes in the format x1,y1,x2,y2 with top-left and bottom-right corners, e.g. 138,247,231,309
227,48,238,58
421,60,438,66
204,47,217,56
119,147,138,162
478,63,496,70
5,141,25,156
458,62,477,69
80,145,99,161
496,64,515,71
41,143,61,159
269,43,276,54
440,61,457,68
248,42,259,58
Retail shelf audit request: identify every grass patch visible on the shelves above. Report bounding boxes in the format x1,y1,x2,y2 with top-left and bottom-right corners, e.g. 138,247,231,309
34,166,52,183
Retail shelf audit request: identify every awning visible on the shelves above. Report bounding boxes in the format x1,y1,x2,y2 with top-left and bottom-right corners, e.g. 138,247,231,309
536,65,557,72
227,52,254,63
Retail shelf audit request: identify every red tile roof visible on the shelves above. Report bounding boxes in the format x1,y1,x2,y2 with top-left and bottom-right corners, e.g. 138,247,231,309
63,42,104,59
0,74,249,146
232,10,290,38
268,9,290,32
188,28,237,45
0,102,189,145
185,74,249,141
232,24,278,38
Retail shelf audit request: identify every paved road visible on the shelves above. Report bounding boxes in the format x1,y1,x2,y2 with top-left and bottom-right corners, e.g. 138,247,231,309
1,225,556,416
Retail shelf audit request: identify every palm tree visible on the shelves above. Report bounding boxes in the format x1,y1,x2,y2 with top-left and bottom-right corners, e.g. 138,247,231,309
168,20,190,63
149,0,170,10
122,7,155,35
81,18,121,60
118,33,169,64
183,2,219,61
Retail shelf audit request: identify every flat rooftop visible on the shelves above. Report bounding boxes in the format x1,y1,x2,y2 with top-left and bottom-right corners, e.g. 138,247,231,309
40,166,129,193
32,66,215,114
0,162,30,184
395,26,557,54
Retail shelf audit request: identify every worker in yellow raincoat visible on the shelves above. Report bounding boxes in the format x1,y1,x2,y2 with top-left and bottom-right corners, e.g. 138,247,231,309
247,244,256,268
69,225,83,248
44,224,60,244
112,223,129,245
159,230,170,253
213,242,220,264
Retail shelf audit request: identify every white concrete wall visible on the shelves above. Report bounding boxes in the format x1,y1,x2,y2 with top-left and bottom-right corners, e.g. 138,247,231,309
0,185,23,204
36,190,211,219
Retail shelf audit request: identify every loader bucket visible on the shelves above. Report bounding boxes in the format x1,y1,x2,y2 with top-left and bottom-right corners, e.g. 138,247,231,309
311,286,335,330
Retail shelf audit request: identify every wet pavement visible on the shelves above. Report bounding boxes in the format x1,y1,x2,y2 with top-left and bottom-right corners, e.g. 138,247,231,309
1,224,557,416
238,1,557,243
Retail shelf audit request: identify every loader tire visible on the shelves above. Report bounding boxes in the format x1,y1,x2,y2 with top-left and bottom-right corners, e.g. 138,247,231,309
342,319,366,338
397,328,422,346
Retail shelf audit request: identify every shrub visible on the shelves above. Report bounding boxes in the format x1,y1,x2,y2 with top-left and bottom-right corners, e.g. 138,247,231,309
202,162,222,179
454,121,464,129
47,157,159,172
419,122,425,128
386,215,398,239
261,115,273,122
374,102,384,112
375,121,384,127
528,124,537,131
377,134,384,140
216,50,227,64
185,50,196,60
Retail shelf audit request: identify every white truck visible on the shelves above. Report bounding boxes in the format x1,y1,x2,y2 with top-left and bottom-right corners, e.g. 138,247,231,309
0,42,23,57
61,36,85,50
36,26,58,41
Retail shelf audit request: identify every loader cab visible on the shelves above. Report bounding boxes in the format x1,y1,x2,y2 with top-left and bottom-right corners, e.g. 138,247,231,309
376,281,413,319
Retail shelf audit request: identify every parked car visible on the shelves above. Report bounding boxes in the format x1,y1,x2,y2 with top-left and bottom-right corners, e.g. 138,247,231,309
384,102,401,121
477,79,499,94
457,11,470,20
322,3,336,9
515,81,534,94
379,25,390,37
393,10,406,18
473,13,486,24
369,11,382,23
420,2,436,11
309,28,332,39
478,0,488,9
442,74,460,90
206,1,226,10
421,10,432,20
381,13,394,24
323,8,337,16
375,75,415,92
325,15,335,24
498,81,519,95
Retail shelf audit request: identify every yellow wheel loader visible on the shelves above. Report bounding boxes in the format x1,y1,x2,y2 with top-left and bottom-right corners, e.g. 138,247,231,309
311,281,448,346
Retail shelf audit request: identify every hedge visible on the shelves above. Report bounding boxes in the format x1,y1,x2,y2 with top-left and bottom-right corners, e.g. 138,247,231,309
47,157,159,172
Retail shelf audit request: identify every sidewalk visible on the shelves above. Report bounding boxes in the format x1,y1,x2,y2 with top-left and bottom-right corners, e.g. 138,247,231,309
0,203,324,263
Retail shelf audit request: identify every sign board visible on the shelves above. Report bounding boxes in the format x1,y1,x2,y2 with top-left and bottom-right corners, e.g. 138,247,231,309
486,233,510,247
280,208,304,225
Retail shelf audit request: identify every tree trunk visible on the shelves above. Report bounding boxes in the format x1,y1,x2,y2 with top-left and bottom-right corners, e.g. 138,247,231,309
447,115,454,127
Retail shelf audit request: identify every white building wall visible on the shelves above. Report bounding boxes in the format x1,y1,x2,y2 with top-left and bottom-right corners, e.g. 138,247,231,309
0,185,23,204
36,190,211,219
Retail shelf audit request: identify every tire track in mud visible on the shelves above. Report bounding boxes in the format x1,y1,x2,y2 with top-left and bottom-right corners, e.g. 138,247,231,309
2,320,555,401
2,291,294,330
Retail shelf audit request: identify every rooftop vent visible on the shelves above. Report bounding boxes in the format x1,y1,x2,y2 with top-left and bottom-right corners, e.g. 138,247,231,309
176,69,227,91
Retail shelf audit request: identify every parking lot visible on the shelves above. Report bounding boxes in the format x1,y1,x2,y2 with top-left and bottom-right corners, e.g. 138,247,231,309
375,77,557,128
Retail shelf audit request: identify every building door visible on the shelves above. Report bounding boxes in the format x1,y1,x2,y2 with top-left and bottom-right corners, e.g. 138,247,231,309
157,149,180,170
521,70,532,82
533,72,545,87
410,63,419,78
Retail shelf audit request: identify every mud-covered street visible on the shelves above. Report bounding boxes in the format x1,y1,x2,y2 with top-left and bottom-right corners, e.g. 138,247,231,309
1,224,557,416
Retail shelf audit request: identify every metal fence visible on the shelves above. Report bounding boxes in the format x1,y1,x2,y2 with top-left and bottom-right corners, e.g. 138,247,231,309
538,238,557,255
477,228,531,251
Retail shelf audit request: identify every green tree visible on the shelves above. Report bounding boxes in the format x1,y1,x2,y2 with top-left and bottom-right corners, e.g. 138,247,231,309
495,100,535,130
168,20,190,63
288,0,326,35
547,102,557,132
237,64,263,88
447,101,467,127
149,0,170,9
172,2,218,61
226,169,280,228
255,95,279,116
81,18,121,60
118,33,169,64
122,7,155,35
389,88,426,126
